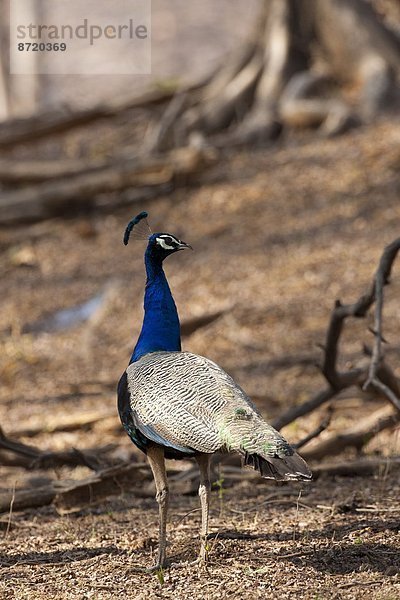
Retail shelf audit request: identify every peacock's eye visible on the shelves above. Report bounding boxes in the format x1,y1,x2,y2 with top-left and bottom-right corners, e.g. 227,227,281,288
155,235,179,250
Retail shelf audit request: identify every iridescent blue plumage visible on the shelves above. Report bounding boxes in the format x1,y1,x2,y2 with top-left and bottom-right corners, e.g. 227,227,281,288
130,236,182,364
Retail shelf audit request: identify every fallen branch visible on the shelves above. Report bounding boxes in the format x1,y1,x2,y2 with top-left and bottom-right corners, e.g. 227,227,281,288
0,83,207,149
0,157,108,184
0,147,216,224
313,455,400,478
9,410,116,438
0,427,113,470
0,461,185,514
53,462,152,513
301,404,400,461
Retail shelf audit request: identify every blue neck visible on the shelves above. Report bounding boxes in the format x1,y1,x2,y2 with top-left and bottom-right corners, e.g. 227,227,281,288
130,248,181,363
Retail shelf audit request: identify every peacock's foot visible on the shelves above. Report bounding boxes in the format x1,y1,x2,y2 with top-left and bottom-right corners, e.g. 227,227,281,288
127,556,169,575
128,564,165,574
169,552,209,572
127,551,210,575
198,537,211,570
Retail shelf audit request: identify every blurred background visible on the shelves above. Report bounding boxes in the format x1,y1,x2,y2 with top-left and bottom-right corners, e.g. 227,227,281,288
1,0,400,480
1,0,259,116
0,1,400,594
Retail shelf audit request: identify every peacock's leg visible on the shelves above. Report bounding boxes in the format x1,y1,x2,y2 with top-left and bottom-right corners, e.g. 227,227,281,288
147,444,169,569
195,454,211,563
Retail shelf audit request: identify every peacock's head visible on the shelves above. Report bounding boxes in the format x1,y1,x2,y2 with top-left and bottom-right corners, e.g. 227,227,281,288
123,212,192,261
147,233,192,259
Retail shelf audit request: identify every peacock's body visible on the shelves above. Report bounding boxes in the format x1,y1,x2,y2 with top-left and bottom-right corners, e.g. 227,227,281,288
118,212,311,569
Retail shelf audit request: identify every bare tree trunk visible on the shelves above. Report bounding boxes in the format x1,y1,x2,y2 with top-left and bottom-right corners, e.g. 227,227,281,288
153,0,399,150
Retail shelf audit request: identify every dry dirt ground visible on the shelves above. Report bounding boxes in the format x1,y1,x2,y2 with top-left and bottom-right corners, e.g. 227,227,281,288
0,118,400,598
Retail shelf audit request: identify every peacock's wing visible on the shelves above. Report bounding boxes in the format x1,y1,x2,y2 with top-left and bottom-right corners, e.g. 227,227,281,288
124,351,281,452
123,351,311,480
124,351,231,454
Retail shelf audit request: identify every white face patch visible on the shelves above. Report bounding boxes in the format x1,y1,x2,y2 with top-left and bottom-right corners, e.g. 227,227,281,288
156,235,177,250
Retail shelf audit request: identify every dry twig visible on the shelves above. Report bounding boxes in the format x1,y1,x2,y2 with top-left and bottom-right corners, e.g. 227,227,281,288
362,238,400,410
0,461,151,513
313,456,400,478
302,405,400,461
293,406,333,450
0,426,113,471
274,237,400,432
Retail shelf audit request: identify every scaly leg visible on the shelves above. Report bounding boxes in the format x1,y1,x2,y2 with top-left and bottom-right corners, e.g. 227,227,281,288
195,454,211,564
147,444,169,569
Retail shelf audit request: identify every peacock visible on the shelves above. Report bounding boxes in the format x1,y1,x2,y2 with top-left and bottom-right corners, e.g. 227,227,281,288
118,212,311,570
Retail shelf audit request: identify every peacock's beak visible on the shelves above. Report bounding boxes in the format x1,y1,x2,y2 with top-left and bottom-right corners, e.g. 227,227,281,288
178,241,193,251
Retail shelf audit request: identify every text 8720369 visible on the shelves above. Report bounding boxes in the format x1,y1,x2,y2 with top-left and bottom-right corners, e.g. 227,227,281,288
17,43,67,51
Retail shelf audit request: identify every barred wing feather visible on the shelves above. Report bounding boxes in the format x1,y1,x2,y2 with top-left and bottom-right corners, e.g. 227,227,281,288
125,351,311,481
